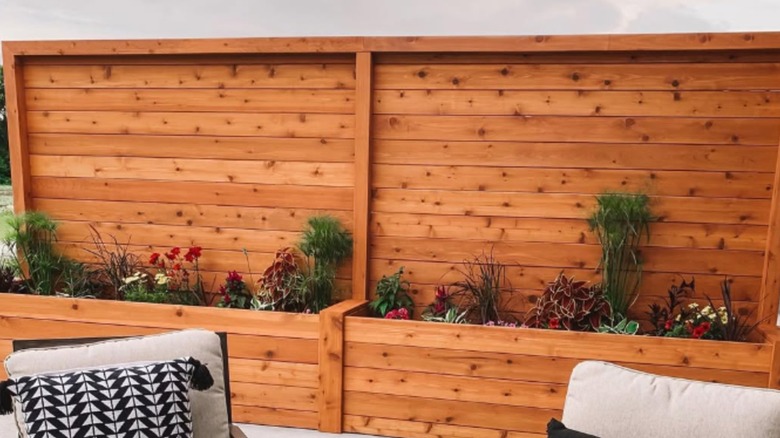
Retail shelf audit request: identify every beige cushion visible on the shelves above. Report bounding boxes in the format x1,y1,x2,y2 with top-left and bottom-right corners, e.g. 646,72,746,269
4,329,230,438
563,361,780,438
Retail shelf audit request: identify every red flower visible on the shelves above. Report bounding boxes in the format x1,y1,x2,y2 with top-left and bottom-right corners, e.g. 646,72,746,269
435,285,447,300
185,246,202,262
699,321,711,332
664,319,673,331
226,271,243,283
692,326,705,339
171,247,181,256
165,252,176,261
149,253,160,265
397,308,410,320
434,300,446,314
548,318,560,330
172,263,181,271
384,310,398,319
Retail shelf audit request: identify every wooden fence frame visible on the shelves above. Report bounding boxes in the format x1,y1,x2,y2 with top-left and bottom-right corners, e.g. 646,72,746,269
5,31,780,435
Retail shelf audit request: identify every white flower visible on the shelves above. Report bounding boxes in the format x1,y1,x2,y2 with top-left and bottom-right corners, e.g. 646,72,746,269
721,315,729,324
154,273,169,285
701,306,713,316
688,303,700,309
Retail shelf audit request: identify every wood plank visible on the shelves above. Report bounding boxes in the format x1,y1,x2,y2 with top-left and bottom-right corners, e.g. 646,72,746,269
344,367,565,410
0,294,320,339
232,405,318,429
30,155,354,187
23,54,356,65
352,52,372,301
24,64,356,89
344,343,768,387
373,115,780,145
373,164,773,199
29,134,355,162
28,111,354,139
344,391,557,434
371,212,768,251
34,198,353,232
344,415,543,438
370,236,764,276
344,317,773,372
758,138,780,323
368,259,761,302
372,189,770,225
228,334,318,364
26,88,354,113
374,63,780,91
374,89,780,118
232,382,317,411
373,140,776,173
3,51,31,212
229,358,318,388
32,177,353,210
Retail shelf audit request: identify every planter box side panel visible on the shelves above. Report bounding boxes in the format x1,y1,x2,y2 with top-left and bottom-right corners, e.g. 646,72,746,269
343,317,772,437
0,295,321,429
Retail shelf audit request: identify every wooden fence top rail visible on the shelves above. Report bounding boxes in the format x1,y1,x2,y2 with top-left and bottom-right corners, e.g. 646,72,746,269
4,31,780,56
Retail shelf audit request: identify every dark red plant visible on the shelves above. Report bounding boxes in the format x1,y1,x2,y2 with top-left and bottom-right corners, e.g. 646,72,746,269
256,248,302,311
525,273,611,331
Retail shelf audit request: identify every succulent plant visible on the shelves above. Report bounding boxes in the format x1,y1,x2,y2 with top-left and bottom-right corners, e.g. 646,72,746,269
525,273,611,331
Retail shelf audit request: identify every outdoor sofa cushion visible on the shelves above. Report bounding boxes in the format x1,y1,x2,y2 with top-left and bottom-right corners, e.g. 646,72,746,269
1,357,213,438
562,361,780,438
4,329,230,438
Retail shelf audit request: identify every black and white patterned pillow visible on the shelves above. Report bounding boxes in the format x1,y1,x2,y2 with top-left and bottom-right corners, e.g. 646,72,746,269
0,356,213,438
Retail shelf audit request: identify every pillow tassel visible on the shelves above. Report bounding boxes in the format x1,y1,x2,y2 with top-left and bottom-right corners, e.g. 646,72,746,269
0,380,14,415
187,358,214,391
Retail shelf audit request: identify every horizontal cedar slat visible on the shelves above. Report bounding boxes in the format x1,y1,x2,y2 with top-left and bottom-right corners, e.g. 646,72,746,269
374,63,780,91
229,358,318,388
344,367,566,410
227,334,318,363
31,177,353,210
374,89,780,118
233,405,318,430
370,236,764,276
31,155,355,187
373,164,773,199
344,391,557,434
343,415,543,438
373,115,780,145
369,259,760,302
28,111,354,139
373,140,776,173
35,198,353,232
29,134,355,162
371,212,767,251
372,189,770,225
24,54,356,65
344,343,769,387
232,382,317,411
344,317,772,372
26,88,355,113
24,64,356,89
0,294,319,339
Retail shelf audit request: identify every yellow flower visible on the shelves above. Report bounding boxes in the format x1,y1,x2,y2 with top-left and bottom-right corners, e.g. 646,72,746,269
154,273,169,285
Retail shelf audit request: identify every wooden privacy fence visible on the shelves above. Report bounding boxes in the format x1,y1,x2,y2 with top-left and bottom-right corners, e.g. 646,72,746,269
5,32,780,436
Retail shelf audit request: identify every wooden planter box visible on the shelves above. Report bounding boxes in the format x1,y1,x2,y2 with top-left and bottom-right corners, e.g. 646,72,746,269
342,316,780,438
0,293,324,430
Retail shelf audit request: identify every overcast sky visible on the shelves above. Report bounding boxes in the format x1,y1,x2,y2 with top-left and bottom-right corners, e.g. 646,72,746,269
1,0,780,45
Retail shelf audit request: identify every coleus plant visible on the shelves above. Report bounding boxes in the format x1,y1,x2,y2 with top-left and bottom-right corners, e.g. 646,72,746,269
525,272,612,331
255,247,303,312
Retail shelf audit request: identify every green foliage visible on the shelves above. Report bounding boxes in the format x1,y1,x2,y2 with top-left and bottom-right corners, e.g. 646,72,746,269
297,215,352,313
525,273,611,331
587,192,654,318
451,251,511,324
598,317,640,335
60,260,102,298
370,267,414,317
422,306,468,324
255,248,305,312
0,66,9,184
1,211,67,295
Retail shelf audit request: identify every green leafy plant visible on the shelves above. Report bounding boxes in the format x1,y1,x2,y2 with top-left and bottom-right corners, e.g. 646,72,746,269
587,192,654,318
451,251,511,324
0,262,26,293
423,306,468,324
255,248,305,312
82,225,141,300
703,280,764,342
598,317,640,335
216,271,253,309
647,278,694,336
60,260,103,298
122,272,168,304
148,246,207,306
370,267,414,318
297,216,352,313
2,212,67,295
525,272,611,331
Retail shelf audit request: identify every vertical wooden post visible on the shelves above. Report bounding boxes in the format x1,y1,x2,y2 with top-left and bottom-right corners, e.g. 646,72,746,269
2,46,31,213
318,299,366,433
351,52,373,301
758,138,780,325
